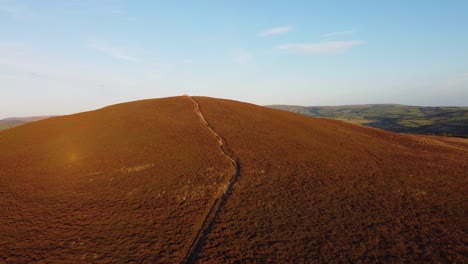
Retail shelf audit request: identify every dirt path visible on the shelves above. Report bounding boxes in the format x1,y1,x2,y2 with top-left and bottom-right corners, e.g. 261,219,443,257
182,96,240,264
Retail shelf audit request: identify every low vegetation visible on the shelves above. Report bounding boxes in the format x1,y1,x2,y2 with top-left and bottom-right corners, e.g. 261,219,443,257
194,97,467,262
0,97,232,263
0,96,466,262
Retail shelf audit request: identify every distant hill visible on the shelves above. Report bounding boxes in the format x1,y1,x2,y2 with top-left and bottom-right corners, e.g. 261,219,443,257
0,116,53,130
1,96,466,262
267,104,468,137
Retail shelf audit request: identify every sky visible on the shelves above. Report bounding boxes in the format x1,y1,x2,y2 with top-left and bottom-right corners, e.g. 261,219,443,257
1,0,468,118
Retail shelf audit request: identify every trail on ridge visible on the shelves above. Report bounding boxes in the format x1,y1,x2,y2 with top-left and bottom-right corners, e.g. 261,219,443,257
182,96,240,264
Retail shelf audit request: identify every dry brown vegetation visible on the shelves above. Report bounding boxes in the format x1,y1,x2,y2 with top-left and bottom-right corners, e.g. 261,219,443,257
0,97,232,263
0,96,467,263
194,97,467,263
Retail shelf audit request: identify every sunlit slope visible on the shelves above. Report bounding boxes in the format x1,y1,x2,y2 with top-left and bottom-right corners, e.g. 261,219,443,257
0,96,466,263
195,96,467,263
0,96,232,263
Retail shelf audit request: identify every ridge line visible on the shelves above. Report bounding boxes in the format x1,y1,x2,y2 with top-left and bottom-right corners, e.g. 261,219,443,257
182,96,241,264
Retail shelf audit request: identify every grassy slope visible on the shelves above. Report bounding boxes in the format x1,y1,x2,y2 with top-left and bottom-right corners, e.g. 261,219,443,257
268,104,468,137
0,96,232,263
196,97,467,263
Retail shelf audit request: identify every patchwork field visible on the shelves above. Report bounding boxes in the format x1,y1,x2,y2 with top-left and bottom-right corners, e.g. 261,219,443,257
0,96,466,263
268,104,468,137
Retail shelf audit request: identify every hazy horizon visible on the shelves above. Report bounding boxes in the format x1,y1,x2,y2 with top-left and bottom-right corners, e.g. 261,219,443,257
2,95,468,120
1,0,467,118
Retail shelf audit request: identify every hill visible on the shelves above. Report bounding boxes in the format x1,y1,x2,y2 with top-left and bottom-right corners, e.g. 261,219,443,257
1,96,467,263
0,116,53,130
267,104,468,137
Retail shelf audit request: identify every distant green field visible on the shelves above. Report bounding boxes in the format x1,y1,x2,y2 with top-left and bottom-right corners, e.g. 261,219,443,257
268,104,468,137
0,124,16,130
0,116,53,131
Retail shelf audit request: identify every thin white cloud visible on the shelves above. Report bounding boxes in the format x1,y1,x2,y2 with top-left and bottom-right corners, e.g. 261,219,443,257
61,1,123,15
258,26,292,37
109,9,122,15
125,16,137,21
277,40,364,54
0,41,169,117
0,42,125,83
232,50,253,64
86,40,138,62
322,30,355,38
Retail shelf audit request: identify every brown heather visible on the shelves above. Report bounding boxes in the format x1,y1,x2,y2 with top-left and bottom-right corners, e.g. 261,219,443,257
0,96,466,263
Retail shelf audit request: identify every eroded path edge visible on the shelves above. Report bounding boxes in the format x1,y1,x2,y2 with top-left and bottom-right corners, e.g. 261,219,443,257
182,96,240,264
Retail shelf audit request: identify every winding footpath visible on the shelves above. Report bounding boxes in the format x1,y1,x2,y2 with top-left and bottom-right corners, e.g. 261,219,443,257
182,96,240,264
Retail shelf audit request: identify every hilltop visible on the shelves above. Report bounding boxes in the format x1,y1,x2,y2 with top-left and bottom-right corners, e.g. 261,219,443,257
1,96,466,263
268,104,468,137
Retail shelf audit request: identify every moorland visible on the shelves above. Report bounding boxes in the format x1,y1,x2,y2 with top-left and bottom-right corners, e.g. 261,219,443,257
0,96,466,263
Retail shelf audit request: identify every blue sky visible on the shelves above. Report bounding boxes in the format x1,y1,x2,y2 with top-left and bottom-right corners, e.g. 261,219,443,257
1,0,467,117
